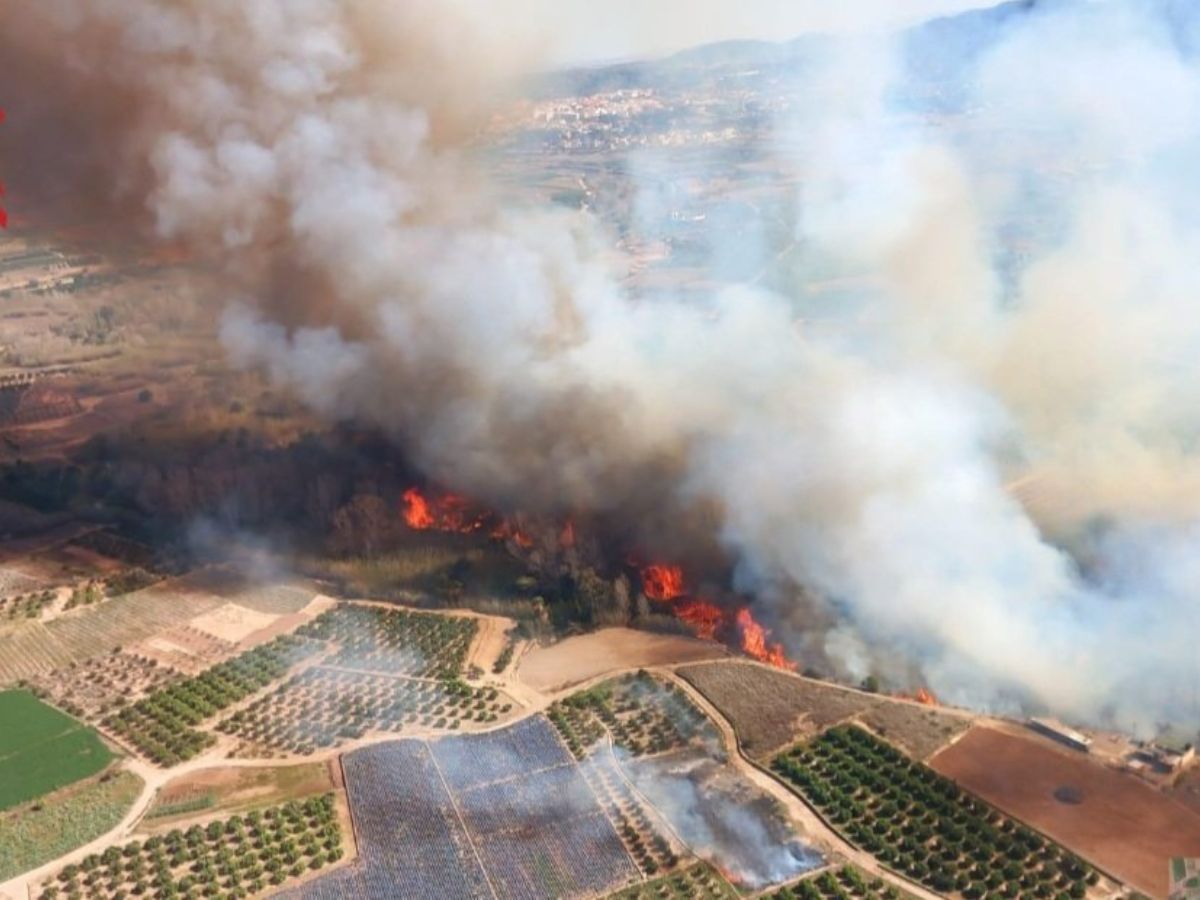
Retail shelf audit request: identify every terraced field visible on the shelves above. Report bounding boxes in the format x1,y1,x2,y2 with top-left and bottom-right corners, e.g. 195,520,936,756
0,578,319,687
0,621,76,682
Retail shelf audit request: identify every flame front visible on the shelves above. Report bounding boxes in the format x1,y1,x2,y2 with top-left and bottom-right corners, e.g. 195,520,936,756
402,487,434,529
641,564,685,601
403,486,527,543
673,598,725,641
736,608,797,671
894,687,940,706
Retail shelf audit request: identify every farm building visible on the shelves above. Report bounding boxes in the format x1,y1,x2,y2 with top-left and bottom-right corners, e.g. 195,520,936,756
1151,730,1197,772
1028,717,1093,753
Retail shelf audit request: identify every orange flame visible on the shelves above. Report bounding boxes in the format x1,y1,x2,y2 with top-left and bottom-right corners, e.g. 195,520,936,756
403,487,505,537
895,687,940,706
402,488,434,530
736,608,797,671
642,564,685,601
491,519,535,548
559,519,576,548
674,598,725,641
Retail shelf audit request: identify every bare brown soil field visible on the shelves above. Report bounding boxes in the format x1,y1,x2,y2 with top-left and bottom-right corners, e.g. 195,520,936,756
931,726,1200,898
678,661,970,761
1171,766,1200,817
188,602,277,643
517,627,727,692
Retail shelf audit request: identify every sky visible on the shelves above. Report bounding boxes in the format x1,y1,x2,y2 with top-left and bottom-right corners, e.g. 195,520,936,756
498,0,1000,64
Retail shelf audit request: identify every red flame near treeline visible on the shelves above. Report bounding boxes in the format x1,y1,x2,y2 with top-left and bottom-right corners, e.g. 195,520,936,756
639,564,797,671
642,564,685,601
401,487,534,548
399,485,797,671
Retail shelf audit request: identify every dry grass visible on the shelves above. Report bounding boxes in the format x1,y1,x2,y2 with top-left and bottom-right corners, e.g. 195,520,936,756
678,661,878,758
140,762,334,831
678,661,971,762
858,702,971,761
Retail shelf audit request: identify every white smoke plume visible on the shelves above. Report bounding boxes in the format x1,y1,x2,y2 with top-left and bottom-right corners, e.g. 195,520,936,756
5,0,1200,734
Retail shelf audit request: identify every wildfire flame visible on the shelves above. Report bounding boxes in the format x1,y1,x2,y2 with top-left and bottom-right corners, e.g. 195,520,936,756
641,564,685,601
402,486,531,546
673,598,725,641
895,687,940,706
402,487,434,530
736,608,797,671
559,519,576,549
402,490,797,670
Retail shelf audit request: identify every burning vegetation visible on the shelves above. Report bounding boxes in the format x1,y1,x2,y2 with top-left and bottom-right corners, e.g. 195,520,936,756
641,564,685,602
400,484,799,671
401,486,533,547
639,564,796,670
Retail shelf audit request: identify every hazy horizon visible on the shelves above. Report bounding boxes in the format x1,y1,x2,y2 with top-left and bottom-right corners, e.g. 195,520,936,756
503,0,1000,65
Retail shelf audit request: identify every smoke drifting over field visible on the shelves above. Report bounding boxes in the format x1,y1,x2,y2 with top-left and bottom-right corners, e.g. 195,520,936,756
5,0,1200,732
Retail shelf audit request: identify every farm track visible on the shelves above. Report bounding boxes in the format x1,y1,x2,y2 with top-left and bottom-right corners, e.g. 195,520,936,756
663,670,948,900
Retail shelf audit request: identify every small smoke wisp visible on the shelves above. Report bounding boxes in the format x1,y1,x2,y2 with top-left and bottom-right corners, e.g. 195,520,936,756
4,0,1200,733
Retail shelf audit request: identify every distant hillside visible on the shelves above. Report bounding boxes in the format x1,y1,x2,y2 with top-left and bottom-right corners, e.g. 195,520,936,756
533,0,1040,100
533,0,1200,102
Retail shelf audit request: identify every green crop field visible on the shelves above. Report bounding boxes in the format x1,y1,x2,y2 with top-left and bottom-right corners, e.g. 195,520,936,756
0,771,143,882
0,690,115,810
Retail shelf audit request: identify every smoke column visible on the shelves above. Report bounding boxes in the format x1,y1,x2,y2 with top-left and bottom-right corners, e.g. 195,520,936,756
4,0,1200,733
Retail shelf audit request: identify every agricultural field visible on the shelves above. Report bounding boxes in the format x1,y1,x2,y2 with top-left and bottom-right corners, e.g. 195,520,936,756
772,725,1100,899
104,634,321,765
140,763,335,831
763,865,908,900
518,627,727,691
0,588,56,620
548,671,723,760
279,740,493,899
292,717,640,900
35,794,344,899
296,603,477,678
605,862,738,899
0,565,46,597
0,690,115,810
628,748,826,889
678,661,969,760
0,771,143,882
437,716,640,899
0,585,229,685
581,746,681,877
1172,859,1200,900
0,620,76,683
30,649,179,719
932,726,1200,898
220,666,514,757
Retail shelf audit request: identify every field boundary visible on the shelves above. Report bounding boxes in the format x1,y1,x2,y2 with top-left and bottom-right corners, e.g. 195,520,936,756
928,727,1138,893
674,671,942,900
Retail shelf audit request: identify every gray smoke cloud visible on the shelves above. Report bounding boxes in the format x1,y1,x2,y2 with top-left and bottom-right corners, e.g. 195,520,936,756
4,0,1200,734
